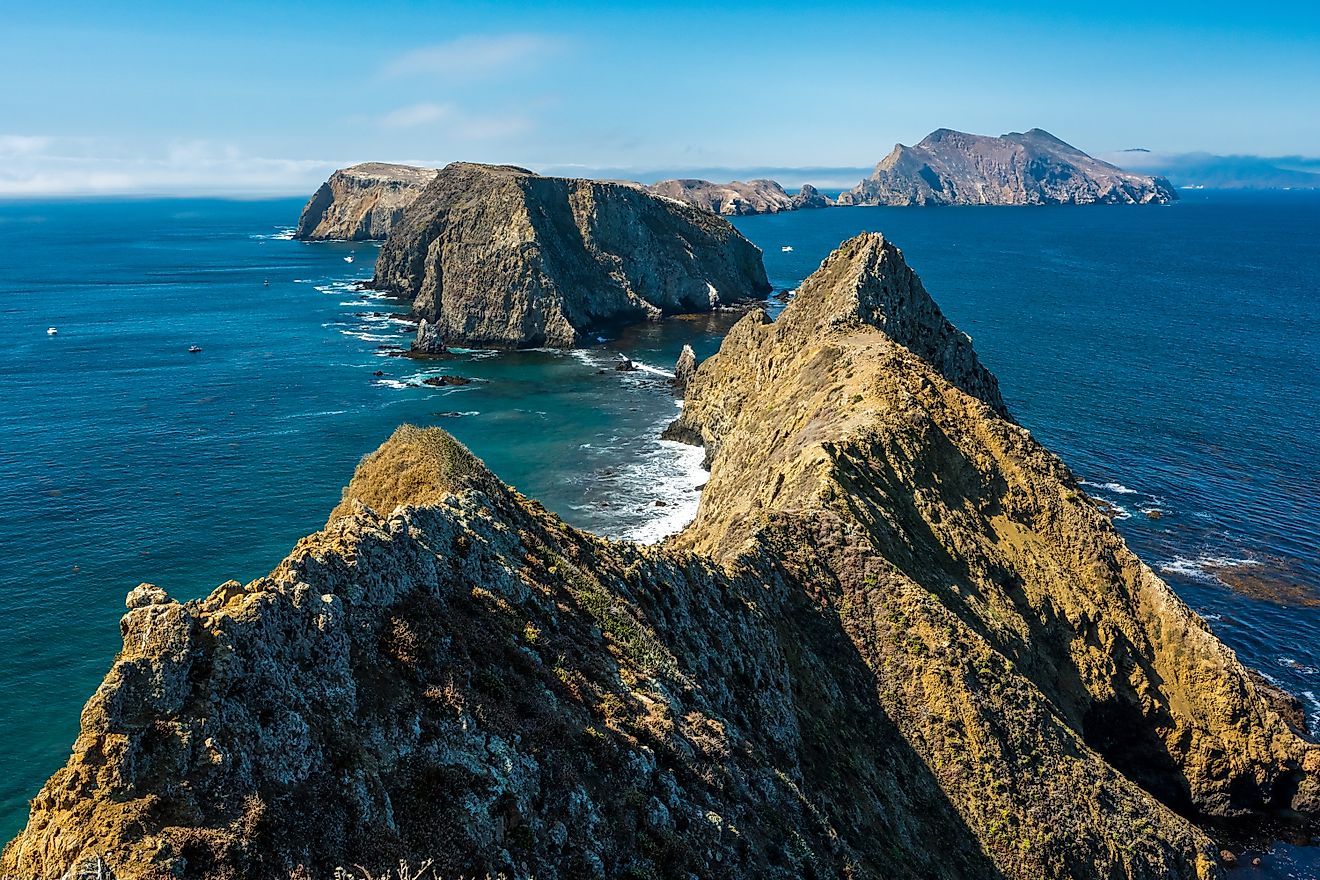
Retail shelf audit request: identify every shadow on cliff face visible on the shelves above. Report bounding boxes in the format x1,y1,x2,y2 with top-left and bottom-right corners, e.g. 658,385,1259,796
829,424,1199,801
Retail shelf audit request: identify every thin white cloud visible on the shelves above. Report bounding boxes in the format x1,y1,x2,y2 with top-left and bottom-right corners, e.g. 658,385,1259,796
381,103,454,128
0,135,56,157
0,136,344,196
377,104,532,140
382,33,564,79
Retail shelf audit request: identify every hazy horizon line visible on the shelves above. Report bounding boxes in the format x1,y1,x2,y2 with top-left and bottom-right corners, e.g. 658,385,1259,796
1,153,1319,201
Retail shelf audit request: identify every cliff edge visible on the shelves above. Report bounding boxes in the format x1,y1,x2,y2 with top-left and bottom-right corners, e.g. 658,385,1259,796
295,164,439,241
4,235,1313,880
372,162,771,349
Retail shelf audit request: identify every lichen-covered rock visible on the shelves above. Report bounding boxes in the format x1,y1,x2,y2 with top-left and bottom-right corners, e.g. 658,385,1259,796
4,235,1312,880
372,163,771,349
837,128,1178,206
295,163,439,240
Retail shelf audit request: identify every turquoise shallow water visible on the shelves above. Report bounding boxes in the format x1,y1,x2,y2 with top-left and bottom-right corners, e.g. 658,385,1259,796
0,194,1317,873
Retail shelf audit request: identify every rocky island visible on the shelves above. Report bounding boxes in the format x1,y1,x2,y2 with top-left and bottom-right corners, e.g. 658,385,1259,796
5,233,1313,880
838,128,1178,206
294,163,439,241
372,162,771,350
645,178,834,215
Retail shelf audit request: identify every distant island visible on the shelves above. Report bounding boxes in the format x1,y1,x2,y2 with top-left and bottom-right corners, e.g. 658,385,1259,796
643,178,833,215
837,128,1178,206
293,129,1176,241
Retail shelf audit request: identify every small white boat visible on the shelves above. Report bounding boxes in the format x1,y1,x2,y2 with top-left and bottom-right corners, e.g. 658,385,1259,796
188,345,202,353
344,255,355,263
781,246,794,252
46,327,58,336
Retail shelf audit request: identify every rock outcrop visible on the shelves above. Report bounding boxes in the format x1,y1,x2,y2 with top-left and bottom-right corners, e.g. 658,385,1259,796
671,344,697,393
372,163,771,349
295,164,439,241
838,128,1178,206
645,178,832,215
5,234,1314,880
789,183,833,209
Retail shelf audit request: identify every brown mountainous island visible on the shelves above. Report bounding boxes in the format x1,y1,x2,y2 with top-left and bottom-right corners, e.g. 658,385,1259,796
294,163,439,241
4,232,1315,880
838,128,1179,206
370,162,770,350
644,178,834,215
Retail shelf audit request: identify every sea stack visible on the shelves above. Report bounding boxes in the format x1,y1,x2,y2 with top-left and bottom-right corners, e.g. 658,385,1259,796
6,233,1314,880
672,343,698,393
373,162,771,349
295,163,439,241
838,128,1178,206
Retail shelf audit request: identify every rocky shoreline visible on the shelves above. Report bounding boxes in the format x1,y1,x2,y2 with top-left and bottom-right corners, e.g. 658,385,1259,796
4,232,1312,880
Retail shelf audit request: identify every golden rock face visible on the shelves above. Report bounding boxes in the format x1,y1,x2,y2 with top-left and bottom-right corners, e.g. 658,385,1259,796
4,234,1311,880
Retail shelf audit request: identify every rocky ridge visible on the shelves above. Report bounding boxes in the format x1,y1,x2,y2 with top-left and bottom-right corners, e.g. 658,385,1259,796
294,164,439,241
372,162,770,350
838,128,1178,206
644,179,834,215
4,234,1314,880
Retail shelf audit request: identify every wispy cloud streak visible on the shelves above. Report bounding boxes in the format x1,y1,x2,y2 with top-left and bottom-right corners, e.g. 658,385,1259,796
382,33,565,80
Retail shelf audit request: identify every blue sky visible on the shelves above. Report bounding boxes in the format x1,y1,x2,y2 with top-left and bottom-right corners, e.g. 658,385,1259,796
2,0,1317,195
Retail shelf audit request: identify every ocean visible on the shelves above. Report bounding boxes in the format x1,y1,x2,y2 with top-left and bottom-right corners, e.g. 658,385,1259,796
1,192,1316,873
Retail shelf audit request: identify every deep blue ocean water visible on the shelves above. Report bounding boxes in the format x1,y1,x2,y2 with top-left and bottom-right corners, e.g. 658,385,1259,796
1,193,1317,874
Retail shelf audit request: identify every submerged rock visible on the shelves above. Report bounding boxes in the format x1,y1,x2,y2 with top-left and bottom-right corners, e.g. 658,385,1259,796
295,163,439,240
838,128,1178,206
373,162,771,349
5,234,1315,880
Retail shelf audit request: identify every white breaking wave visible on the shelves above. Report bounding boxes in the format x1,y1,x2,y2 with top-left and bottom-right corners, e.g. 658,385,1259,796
1080,479,1139,495
620,438,709,545
250,227,296,241
1157,554,1260,584
630,360,675,379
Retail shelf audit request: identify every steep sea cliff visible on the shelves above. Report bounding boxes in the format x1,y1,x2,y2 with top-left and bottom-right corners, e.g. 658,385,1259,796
4,231,1315,879
372,162,771,349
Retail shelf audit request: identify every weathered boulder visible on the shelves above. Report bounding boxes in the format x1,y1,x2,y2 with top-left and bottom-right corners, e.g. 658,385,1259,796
295,163,439,240
837,128,1178,206
5,234,1313,880
372,163,771,349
